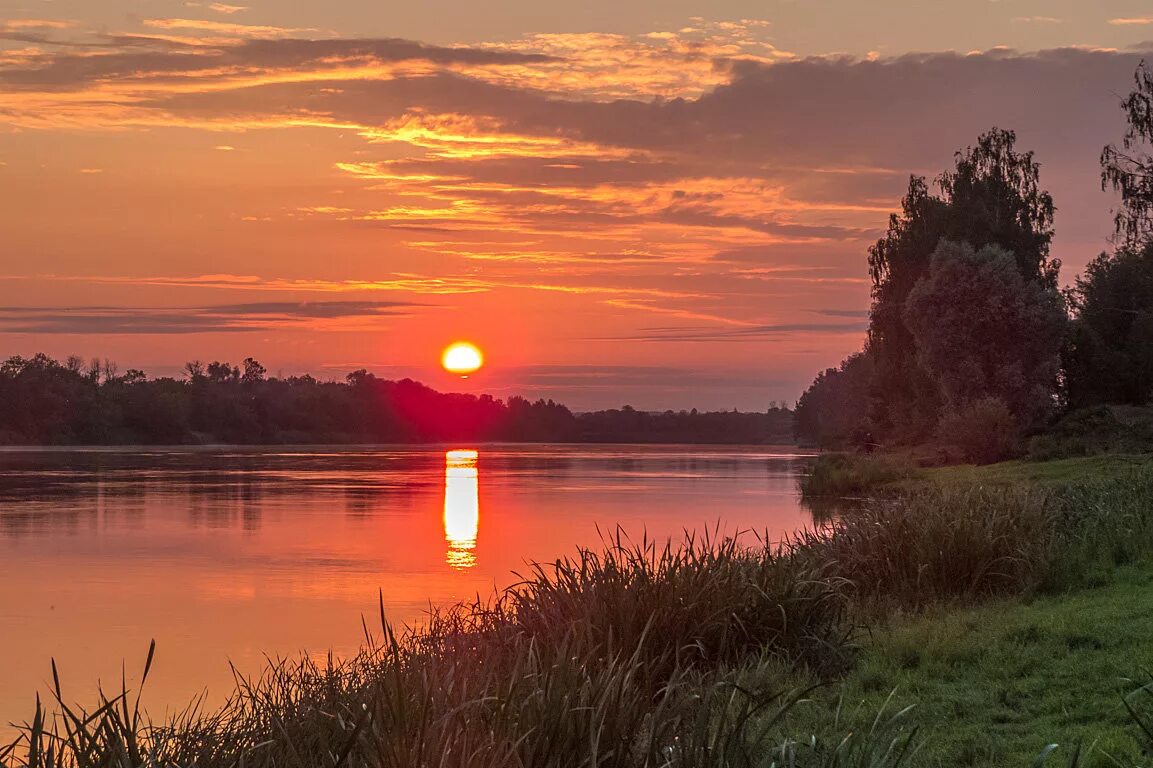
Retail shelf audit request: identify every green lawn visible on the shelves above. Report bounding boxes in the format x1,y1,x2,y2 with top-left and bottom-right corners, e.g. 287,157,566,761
784,568,1153,767
925,453,1153,487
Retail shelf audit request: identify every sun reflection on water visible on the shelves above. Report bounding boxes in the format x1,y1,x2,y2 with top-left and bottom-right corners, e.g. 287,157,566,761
443,449,479,570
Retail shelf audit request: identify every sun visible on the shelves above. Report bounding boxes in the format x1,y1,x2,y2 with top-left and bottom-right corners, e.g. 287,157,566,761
441,342,484,377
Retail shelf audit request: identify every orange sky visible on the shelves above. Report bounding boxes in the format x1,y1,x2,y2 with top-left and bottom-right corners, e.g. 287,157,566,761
1,2,1149,408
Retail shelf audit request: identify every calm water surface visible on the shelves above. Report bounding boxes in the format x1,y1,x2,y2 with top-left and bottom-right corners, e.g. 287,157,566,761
0,445,814,731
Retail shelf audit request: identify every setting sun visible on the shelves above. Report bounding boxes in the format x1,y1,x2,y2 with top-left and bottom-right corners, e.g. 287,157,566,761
441,342,484,376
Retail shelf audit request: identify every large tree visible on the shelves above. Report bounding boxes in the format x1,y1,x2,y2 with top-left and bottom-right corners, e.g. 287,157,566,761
1102,61,1153,246
1064,243,1153,408
867,128,1057,441
903,241,1066,428
793,351,875,449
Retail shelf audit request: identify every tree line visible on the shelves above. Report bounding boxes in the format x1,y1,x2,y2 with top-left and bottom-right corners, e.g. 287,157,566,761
795,62,1153,463
0,355,793,445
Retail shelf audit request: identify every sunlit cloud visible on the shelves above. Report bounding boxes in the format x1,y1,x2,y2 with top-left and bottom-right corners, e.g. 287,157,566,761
142,18,324,39
2,20,81,31
1108,18,1153,25
0,17,1144,396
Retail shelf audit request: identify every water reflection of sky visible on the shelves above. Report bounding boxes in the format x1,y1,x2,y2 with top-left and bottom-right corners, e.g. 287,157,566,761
0,445,814,735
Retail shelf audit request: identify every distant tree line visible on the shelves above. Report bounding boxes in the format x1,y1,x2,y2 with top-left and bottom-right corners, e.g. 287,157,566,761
795,62,1153,463
0,355,794,445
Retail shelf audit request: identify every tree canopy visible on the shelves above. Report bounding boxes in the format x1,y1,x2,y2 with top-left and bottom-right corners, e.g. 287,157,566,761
866,128,1057,441
1102,60,1153,246
1064,243,1153,408
0,354,794,446
903,241,1066,426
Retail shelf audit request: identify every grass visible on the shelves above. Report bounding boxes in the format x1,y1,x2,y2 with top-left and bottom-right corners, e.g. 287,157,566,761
778,567,1153,768
801,450,1153,497
927,454,1153,487
799,453,919,498
5,458,1153,767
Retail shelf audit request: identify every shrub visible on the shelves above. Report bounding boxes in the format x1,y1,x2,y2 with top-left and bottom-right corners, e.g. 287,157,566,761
937,397,1019,464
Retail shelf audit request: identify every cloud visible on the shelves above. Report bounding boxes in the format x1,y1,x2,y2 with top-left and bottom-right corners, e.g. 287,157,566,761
1108,18,1153,25
598,321,871,343
0,300,422,334
811,309,870,319
141,18,323,39
0,31,1146,348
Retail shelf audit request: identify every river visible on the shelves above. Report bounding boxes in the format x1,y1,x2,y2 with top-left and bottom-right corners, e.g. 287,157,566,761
0,445,815,734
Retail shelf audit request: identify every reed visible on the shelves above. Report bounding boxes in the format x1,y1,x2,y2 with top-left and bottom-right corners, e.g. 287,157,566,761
0,533,874,768
799,454,917,499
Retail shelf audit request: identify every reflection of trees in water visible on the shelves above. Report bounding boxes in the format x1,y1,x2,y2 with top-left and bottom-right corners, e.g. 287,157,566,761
188,477,264,531
792,455,865,526
800,495,866,526
0,502,95,538
341,482,424,520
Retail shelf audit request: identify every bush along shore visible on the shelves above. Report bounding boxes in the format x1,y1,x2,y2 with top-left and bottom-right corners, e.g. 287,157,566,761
5,460,1153,767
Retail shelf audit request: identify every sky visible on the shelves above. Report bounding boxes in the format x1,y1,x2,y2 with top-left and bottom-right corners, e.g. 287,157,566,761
1,1,1151,410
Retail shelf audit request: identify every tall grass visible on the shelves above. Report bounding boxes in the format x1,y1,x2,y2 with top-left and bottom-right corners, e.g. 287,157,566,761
1,534,872,768
795,486,1054,609
799,454,917,499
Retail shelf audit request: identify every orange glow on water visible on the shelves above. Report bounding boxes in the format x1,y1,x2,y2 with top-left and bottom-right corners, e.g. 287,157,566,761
443,449,479,569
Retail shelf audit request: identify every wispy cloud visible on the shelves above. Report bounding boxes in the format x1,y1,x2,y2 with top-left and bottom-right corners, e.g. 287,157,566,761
1108,17,1153,25
0,300,422,334
596,321,870,343
141,18,323,38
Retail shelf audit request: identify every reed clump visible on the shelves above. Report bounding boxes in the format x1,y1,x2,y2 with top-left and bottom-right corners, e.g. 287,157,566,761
1,534,879,768
794,485,1053,609
799,454,918,499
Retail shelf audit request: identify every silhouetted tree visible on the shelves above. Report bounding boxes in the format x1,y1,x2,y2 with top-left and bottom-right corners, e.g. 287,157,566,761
1064,242,1153,407
794,352,875,449
0,352,791,446
242,358,267,384
1102,61,1153,246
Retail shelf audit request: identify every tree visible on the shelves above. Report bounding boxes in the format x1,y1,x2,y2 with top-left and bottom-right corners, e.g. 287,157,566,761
1102,61,1153,246
206,361,239,383
242,357,267,384
1063,243,1153,407
794,351,875,449
184,360,205,380
867,128,1057,440
903,241,1066,427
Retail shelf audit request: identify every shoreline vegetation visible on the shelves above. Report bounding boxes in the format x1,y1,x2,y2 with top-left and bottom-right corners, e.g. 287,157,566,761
5,455,1153,768
0,354,793,447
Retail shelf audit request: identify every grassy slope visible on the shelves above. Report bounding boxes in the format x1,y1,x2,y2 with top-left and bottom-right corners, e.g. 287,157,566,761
926,453,1153,486
840,569,1153,767
794,452,1153,766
